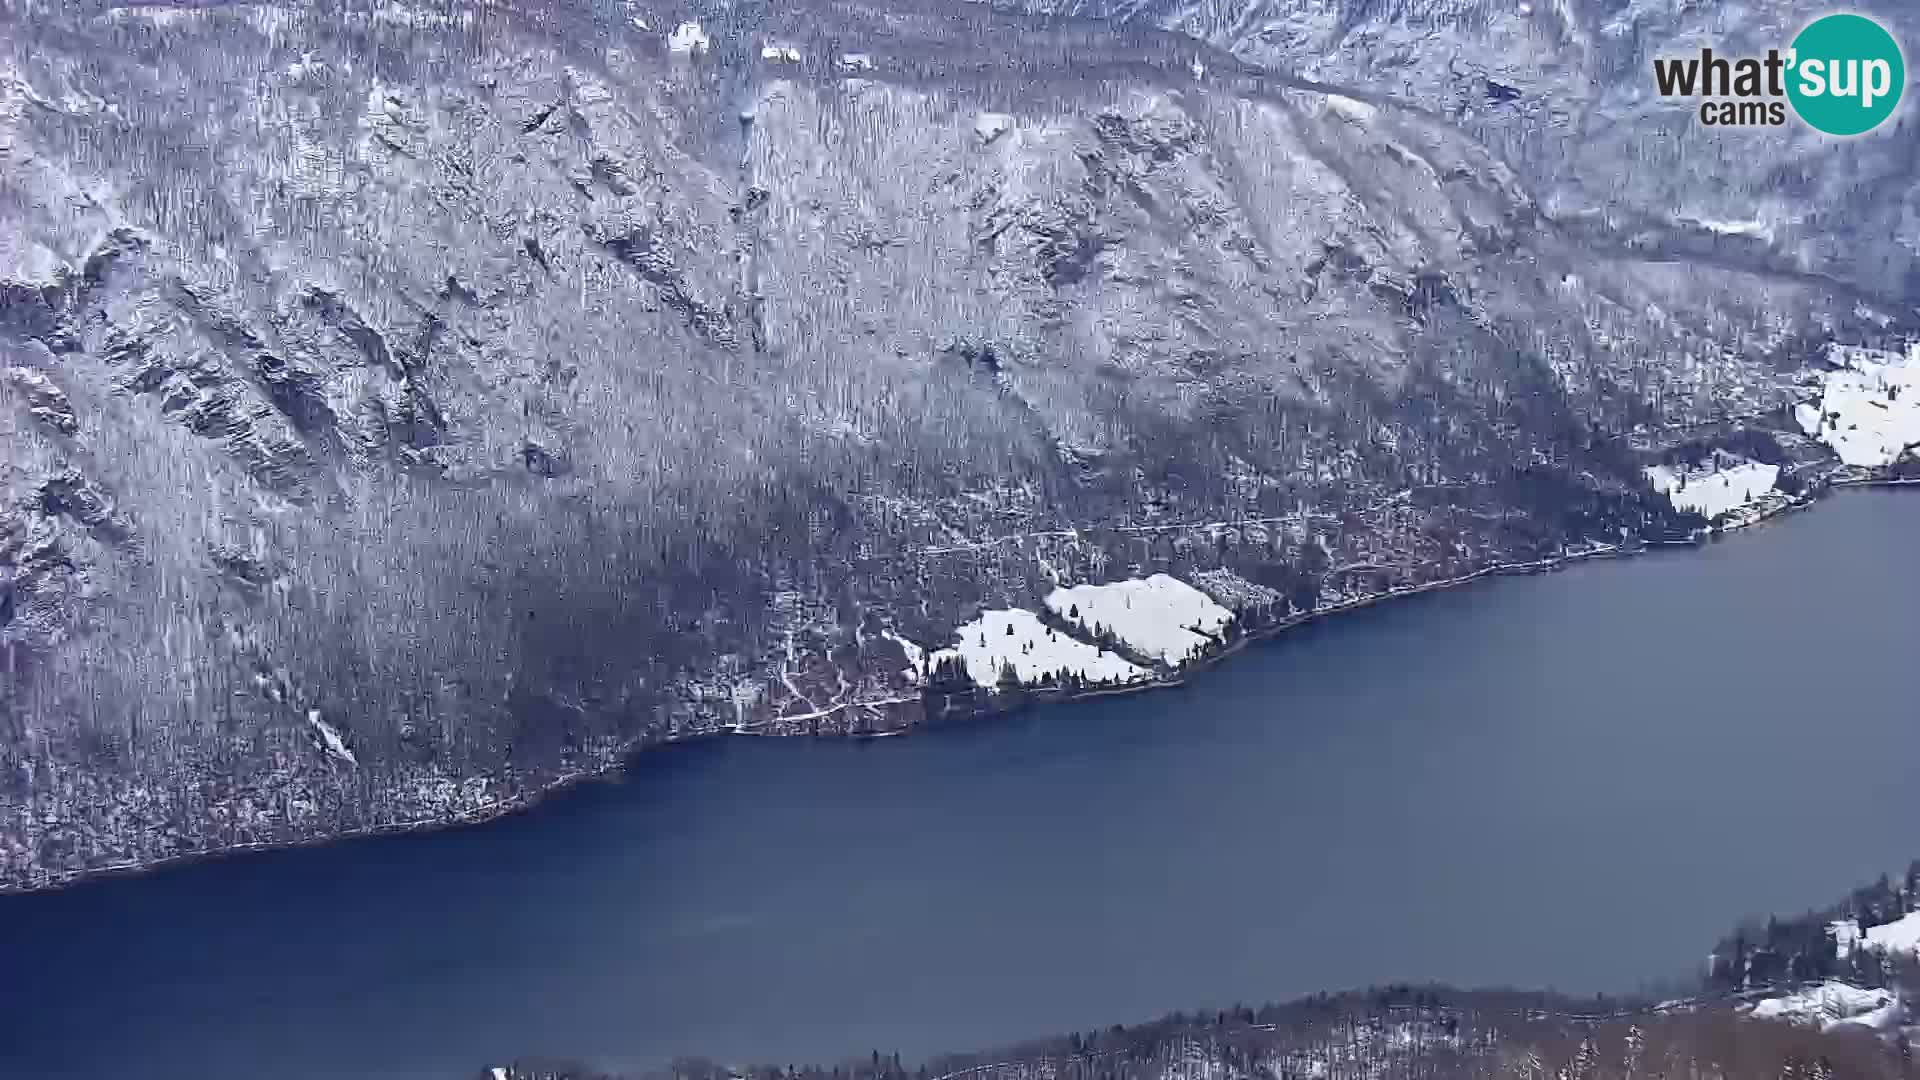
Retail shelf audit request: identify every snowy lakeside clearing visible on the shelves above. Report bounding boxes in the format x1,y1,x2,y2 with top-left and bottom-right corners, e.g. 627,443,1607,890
1860,911,1920,955
928,608,1147,689
1796,343,1920,469
1044,574,1233,666
1645,456,1780,521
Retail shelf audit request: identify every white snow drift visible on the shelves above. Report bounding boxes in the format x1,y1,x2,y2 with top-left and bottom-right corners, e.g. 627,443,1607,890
1324,94,1377,123
1795,343,1920,469
929,609,1145,689
1645,457,1779,519
1045,574,1234,666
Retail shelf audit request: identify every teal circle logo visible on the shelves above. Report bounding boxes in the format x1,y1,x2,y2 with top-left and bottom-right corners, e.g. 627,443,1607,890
1787,14,1905,136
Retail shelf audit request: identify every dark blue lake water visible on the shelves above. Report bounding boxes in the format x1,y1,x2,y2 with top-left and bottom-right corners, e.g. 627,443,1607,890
3,490,1917,1080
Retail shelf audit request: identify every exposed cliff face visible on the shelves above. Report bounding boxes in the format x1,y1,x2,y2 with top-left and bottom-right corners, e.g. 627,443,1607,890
1,0,1914,890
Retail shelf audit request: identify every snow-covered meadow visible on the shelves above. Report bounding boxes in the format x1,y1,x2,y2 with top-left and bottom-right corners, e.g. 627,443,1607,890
911,573,1243,693
1045,574,1234,666
928,608,1146,689
1644,456,1779,520
1795,343,1920,469
1862,910,1920,955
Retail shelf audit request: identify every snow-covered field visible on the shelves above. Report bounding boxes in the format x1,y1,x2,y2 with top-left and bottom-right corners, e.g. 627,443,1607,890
1864,910,1920,955
1747,981,1897,1031
1645,457,1779,519
929,608,1146,689
1045,574,1234,666
1795,343,1920,469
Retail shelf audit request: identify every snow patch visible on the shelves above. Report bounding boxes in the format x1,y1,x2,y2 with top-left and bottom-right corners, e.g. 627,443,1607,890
1832,918,1862,960
1836,1000,1907,1032
1678,215,1775,243
1645,457,1779,520
1045,574,1234,666
973,112,1015,144
1865,911,1920,955
1324,94,1376,123
929,609,1146,689
306,710,358,766
1797,343,1920,468
667,21,710,54
1748,981,1895,1030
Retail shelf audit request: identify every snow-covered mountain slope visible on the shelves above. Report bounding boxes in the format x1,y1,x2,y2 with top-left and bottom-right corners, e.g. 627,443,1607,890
986,0,1920,309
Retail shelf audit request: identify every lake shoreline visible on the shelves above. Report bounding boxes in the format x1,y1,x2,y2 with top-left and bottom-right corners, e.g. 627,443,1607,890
11,484,1920,1080
6,474,1912,898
